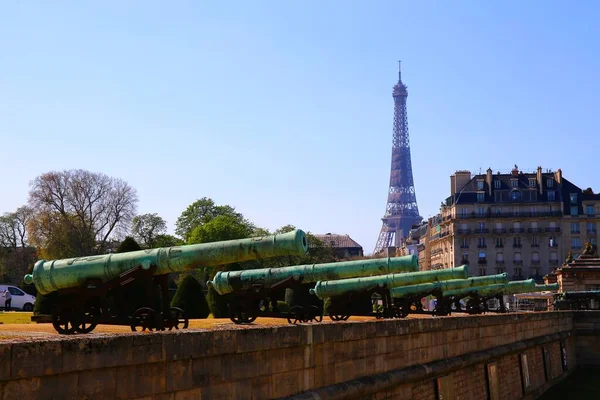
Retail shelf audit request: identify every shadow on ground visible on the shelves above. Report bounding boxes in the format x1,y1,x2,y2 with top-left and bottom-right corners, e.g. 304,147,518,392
539,366,600,400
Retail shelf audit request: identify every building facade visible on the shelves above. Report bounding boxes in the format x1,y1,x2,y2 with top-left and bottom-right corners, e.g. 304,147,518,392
312,233,364,259
423,166,600,281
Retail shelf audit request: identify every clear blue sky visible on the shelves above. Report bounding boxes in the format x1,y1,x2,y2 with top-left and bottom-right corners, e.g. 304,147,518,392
1,1,599,254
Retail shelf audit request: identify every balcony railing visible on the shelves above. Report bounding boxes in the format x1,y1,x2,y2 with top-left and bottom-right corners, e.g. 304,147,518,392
531,244,540,248
461,259,469,264
527,228,543,233
549,243,559,248
588,230,597,235
572,245,582,249
513,260,523,265
495,260,505,264
493,228,507,234
477,244,488,248
457,211,562,219
495,244,504,248
478,259,487,264
531,259,541,264
460,245,469,249
513,244,522,248
571,230,581,234
550,259,559,265
545,227,561,232
457,229,471,234
431,248,443,256
510,228,525,233
474,229,490,234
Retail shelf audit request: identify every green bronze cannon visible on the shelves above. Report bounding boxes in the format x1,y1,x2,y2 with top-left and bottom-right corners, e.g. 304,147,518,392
553,290,600,310
388,273,510,317
207,254,419,324
441,281,558,314
309,265,468,321
25,230,308,334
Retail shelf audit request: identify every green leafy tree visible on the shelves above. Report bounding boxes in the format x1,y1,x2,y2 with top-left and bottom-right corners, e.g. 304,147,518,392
154,234,185,248
131,213,167,248
170,275,209,318
175,197,244,241
188,214,255,244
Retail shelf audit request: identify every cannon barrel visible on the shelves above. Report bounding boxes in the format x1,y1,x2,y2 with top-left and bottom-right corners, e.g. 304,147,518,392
207,254,419,295
309,265,469,300
389,273,509,299
24,229,309,295
441,279,552,298
561,290,600,299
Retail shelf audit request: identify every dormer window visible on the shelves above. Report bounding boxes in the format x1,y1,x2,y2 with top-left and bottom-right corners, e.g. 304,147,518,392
477,181,484,190
510,190,522,202
477,192,485,202
528,178,536,187
547,179,554,188
494,180,501,189
511,179,518,188
570,193,578,204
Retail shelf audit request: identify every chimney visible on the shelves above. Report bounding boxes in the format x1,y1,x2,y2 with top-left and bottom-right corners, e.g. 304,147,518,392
450,174,456,196
454,170,472,194
536,166,543,195
511,164,519,177
556,168,562,184
486,168,492,196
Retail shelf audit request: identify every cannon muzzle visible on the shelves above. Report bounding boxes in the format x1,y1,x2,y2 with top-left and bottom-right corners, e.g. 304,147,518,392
25,229,308,295
309,265,469,299
207,254,419,295
389,273,509,298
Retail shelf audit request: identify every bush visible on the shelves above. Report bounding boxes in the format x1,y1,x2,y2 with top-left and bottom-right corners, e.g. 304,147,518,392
206,285,231,318
170,275,209,318
116,236,142,253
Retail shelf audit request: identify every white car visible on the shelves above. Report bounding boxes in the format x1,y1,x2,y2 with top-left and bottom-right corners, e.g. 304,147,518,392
0,285,36,311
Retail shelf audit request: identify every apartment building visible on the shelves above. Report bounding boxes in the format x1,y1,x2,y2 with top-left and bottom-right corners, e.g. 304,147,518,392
424,166,600,281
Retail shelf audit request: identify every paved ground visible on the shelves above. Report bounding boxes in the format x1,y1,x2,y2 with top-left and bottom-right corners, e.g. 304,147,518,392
0,314,439,340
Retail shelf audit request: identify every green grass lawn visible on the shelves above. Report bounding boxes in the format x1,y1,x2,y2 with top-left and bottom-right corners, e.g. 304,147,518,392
0,312,33,324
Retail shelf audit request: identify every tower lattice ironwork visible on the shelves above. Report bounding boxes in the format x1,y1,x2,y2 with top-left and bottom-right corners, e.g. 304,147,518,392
374,62,422,254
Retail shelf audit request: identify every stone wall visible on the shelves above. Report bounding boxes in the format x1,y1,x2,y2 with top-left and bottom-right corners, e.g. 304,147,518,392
0,312,576,399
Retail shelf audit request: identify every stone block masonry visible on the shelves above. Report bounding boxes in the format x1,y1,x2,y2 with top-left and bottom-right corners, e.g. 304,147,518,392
0,312,581,399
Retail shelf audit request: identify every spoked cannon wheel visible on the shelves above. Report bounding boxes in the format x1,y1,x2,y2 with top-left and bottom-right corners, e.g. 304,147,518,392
72,305,101,334
229,306,258,324
52,310,78,335
287,306,308,324
328,314,351,321
309,305,323,323
130,307,159,332
167,307,189,330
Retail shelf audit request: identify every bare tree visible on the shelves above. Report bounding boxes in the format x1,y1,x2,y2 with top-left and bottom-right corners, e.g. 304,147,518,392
131,213,167,248
28,169,138,254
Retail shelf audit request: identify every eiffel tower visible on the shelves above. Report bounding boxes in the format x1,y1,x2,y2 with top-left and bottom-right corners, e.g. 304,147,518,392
374,62,422,254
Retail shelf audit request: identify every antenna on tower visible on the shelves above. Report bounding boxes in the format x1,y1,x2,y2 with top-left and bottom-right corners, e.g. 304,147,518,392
398,60,402,82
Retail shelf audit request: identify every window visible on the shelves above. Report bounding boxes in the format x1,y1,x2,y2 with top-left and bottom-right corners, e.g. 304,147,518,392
487,363,500,400
571,222,580,233
479,222,485,230
547,179,554,188
529,178,536,187
462,252,469,262
478,238,486,247
479,267,486,276
549,236,557,247
532,236,539,247
560,341,568,372
548,191,555,201
496,252,504,261
461,238,469,248
514,252,522,261
511,179,518,188
570,193,578,204
520,354,531,391
511,190,522,201
477,192,485,202
478,251,487,262
460,208,467,218
7,287,24,296
494,180,501,189
495,238,503,248
591,238,597,246
513,237,521,247
478,207,485,216
532,252,540,261
550,251,558,261
571,206,578,216
514,267,522,276
586,205,595,216
436,375,455,400
477,180,484,190
572,237,581,249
